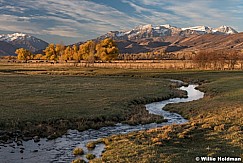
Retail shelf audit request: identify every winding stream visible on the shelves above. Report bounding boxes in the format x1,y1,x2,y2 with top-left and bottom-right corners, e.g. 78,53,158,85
0,83,204,163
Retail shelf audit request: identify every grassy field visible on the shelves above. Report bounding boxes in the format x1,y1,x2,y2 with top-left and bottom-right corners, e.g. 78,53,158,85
0,63,186,140
90,71,243,163
0,63,242,162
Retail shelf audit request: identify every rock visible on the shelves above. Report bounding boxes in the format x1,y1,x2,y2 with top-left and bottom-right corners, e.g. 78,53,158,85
20,149,24,153
47,134,58,140
181,82,189,87
0,130,6,136
16,130,21,134
0,134,9,142
23,137,32,141
16,140,23,146
7,132,14,137
33,136,40,143
6,139,14,144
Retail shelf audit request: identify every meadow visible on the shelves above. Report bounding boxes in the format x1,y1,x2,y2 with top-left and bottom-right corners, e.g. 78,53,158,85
0,62,242,163
92,71,243,162
0,62,184,140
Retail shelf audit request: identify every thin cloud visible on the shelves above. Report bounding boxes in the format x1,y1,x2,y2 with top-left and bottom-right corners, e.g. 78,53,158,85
0,0,242,44
0,14,41,34
6,0,143,37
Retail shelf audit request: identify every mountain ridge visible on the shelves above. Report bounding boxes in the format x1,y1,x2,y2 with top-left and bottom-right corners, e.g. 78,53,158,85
0,33,48,56
97,24,238,41
93,24,242,54
0,25,242,56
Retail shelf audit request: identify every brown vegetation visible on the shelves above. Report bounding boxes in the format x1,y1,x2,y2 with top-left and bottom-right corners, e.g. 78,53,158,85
193,50,243,70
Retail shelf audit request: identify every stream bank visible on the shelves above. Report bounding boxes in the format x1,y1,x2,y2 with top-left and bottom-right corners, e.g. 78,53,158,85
0,82,204,163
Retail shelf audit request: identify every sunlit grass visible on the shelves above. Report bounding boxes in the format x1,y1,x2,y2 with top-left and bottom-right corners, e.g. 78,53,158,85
99,72,243,162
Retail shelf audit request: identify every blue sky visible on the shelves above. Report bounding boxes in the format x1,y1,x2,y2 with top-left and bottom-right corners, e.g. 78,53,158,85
0,0,243,44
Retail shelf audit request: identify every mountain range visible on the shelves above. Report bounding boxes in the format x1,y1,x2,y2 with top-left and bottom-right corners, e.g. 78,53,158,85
95,24,242,54
0,24,242,56
97,24,238,41
0,33,48,56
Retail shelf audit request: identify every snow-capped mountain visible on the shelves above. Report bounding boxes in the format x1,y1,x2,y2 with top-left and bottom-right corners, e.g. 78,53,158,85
181,26,213,34
0,33,31,42
97,24,238,41
213,25,238,34
93,24,242,54
0,33,48,56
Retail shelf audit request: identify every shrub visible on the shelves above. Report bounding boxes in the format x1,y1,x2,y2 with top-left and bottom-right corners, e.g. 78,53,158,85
201,123,212,129
86,141,96,149
214,124,225,131
228,126,241,132
71,158,86,163
86,153,96,160
73,147,84,155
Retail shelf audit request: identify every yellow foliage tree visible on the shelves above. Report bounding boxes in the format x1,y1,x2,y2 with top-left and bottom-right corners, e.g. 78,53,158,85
55,44,65,57
34,54,43,60
96,38,118,62
78,41,96,63
61,46,72,61
43,43,63,61
15,48,33,61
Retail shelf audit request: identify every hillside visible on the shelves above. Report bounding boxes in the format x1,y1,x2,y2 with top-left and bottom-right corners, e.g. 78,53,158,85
0,33,48,56
93,24,242,54
113,33,243,54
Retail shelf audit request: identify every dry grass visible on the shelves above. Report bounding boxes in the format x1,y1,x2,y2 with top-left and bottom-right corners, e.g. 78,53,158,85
98,72,243,162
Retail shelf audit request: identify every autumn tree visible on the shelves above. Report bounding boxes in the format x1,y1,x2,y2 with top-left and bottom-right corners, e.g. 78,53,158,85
55,44,65,58
72,45,79,62
34,54,43,60
193,50,209,69
226,50,238,70
208,51,226,70
239,50,243,69
78,40,96,63
15,48,33,62
96,38,118,62
61,46,72,61
43,43,61,61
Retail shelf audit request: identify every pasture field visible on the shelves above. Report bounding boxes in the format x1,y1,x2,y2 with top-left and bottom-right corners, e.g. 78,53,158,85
0,62,183,139
0,62,242,162
93,71,243,162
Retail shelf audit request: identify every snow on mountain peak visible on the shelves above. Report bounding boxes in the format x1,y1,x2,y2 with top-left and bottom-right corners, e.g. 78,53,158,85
181,26,212,32
0,33,31,42
161,24,172,28
214,25,238,34
135,24,153,31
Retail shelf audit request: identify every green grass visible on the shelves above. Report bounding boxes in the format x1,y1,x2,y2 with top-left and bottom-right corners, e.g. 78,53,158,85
0,63,242,162
93,71,243,163
0,63,182,138
0,75,170,121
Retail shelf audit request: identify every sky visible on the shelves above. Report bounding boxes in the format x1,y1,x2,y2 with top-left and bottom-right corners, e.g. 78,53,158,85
0,0,243,44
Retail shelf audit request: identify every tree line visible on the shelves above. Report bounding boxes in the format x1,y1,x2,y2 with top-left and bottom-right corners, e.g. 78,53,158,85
193,50,243,70
15,38,119,62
